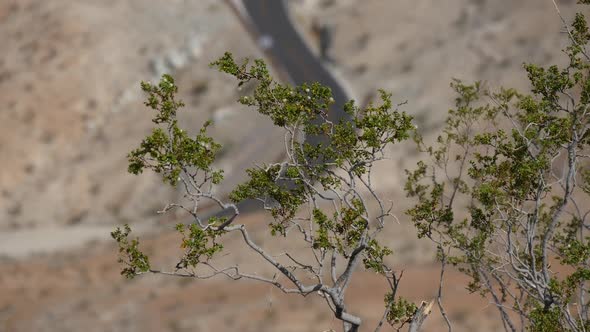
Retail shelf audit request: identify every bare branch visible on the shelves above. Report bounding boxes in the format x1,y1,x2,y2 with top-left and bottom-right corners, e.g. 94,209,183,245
408,300,434,332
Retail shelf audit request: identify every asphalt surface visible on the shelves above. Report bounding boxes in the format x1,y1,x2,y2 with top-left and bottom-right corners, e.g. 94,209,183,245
214,0,351,216
243,0,349,108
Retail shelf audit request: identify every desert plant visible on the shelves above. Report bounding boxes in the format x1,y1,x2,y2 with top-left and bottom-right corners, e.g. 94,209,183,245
113,2,590,331
112,53,424,331
405,1,590,330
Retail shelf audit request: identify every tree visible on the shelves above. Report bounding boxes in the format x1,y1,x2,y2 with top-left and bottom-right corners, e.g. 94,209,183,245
113,1,590,331
111,53,424,331
405,1,590,330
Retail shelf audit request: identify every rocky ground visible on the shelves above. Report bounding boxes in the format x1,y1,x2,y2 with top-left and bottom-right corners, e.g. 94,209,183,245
0,0,585,331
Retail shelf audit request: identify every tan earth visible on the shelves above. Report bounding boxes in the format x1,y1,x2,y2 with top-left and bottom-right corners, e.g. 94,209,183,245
0,0,585,331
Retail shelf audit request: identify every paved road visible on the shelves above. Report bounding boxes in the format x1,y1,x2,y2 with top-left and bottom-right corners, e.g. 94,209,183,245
243,0,349,109
215,0,351,216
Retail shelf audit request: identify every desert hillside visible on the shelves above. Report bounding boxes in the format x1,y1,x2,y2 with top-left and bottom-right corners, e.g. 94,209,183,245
0,0,584,331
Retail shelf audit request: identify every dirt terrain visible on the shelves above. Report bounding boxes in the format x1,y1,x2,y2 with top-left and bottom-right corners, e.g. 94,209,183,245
0,0,585,331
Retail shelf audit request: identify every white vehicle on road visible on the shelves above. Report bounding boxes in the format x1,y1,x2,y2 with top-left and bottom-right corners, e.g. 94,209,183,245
258,34,274,50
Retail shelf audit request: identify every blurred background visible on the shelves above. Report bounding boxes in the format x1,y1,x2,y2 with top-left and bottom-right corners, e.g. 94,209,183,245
0,0,584,331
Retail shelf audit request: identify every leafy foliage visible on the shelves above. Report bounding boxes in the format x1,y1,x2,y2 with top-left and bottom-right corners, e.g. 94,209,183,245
406,3,590,330
127,74,223,186
112,4,590,330
175,223,226,269
384,294,418,326
111,225,150,279
114,51,417,331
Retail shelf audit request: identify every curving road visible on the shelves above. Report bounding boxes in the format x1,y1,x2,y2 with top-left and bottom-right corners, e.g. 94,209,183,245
242,0,349,109
215,0,351,216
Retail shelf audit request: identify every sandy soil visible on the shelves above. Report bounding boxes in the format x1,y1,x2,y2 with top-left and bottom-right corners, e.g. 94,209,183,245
0,211,504,332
